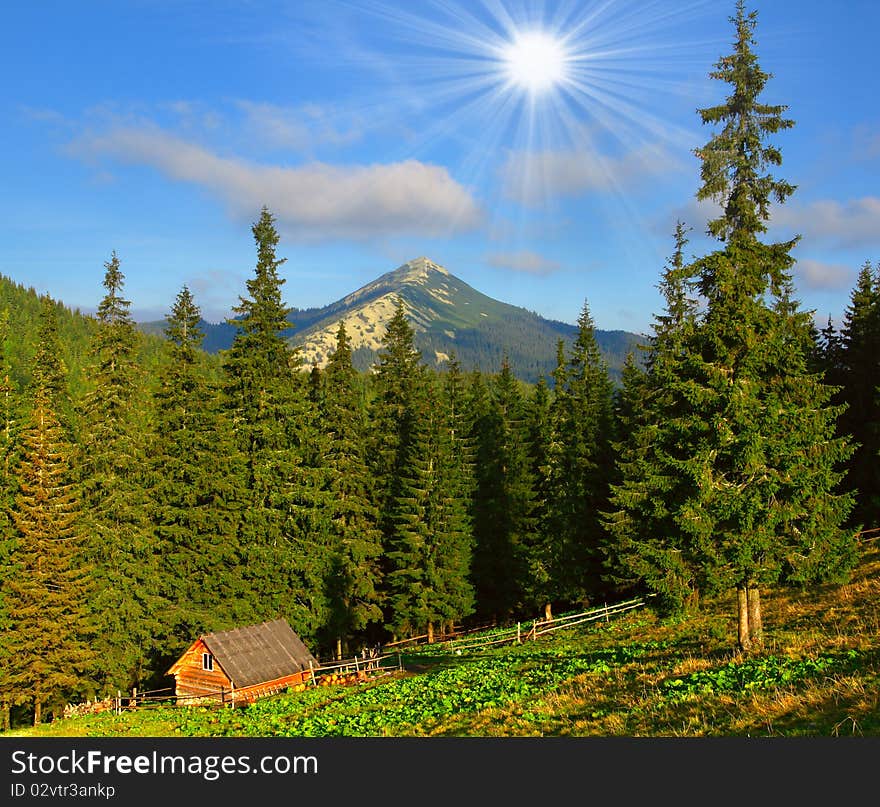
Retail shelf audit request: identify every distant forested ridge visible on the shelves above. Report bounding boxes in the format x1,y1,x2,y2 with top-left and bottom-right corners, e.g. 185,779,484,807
137,261,646,385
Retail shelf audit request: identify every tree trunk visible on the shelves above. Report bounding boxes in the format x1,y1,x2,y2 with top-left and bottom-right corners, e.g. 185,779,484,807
1,701,9,732
335,637,342,661
427,622,434,644
737,586,751,654
747,586,764,652
544,602,553,621
33,699,41,727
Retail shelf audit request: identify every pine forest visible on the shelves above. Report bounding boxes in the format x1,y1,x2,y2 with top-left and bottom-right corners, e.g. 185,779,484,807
1,3,878,732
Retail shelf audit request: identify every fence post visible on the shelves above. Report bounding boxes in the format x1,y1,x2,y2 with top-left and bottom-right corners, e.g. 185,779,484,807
116,691,121,715
517,622,521,644
309,660,316,686
398,653,403,671
604,603,609,622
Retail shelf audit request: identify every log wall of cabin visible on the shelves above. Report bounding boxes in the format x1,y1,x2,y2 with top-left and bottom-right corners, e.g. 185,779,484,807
232,670,312,703
173,639,232,697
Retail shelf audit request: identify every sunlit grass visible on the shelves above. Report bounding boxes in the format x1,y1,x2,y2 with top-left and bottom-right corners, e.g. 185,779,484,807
9,542,879,739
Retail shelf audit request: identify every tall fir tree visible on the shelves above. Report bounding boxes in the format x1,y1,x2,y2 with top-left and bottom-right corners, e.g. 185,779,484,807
321,321,383,656
384,378,439,640
385,372,474,642
672,1,856,651
838,261,880,529
222,207,330,641
150,286,242,652
368,298,423,516
367,297,425,634
605,223,705,614
29,296,72,431
523,375,557,619
79,252,159,692
0,309,21,729
471,359,535,621
434,354,476,633
553,300,616,605
5,302,95,724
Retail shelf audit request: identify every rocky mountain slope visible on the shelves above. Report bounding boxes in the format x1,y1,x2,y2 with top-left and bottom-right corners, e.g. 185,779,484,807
142,257,646,384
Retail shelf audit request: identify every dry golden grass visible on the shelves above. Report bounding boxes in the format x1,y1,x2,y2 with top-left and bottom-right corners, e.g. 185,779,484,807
463,540,880,738
12,543,879,739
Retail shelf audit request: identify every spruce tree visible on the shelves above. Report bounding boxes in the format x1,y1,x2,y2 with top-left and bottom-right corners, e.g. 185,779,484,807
368,298,423,518
321,321,383,656
79,252,158,692
30,296,71,428
367,298,424,634
554,300,616,605
222,207,330,640
0,310,18,729
150,286,242,650
471,359,535,621
6,303,95,724
434,354,476,634
523,375,557,619
676,1,856,651
605,223,704,613
838,261,880,528
386,372,474,642
385,377,438,639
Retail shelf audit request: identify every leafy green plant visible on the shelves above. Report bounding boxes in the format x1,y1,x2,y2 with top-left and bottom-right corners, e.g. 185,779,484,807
660,651,863,702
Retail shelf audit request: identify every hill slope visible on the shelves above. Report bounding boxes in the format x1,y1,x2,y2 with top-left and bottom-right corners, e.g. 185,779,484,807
9,540,878,738
142,257,645,384
0,274,170,398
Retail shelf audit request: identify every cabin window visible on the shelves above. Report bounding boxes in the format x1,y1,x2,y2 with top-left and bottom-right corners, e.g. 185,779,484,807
202,653,214,671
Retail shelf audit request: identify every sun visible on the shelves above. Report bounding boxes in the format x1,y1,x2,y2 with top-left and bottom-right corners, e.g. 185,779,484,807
502,30,569,95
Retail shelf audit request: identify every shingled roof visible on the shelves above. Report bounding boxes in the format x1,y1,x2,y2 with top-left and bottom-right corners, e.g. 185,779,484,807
200,619,318,689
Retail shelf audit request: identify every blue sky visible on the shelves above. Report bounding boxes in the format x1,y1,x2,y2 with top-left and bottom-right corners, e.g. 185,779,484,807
1,0,878,334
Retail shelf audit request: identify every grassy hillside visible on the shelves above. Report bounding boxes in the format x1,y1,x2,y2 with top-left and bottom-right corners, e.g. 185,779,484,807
0,273,169,397
9,540,878,738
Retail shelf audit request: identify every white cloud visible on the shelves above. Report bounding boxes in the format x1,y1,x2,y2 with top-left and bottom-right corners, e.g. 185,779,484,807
69,126,483,241
771,197,880,249
500,144,678,206
485,250,561,276
793,259,855,291
235,100,363,152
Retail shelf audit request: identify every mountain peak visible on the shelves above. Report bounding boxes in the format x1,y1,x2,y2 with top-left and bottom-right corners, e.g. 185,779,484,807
399,256,449,282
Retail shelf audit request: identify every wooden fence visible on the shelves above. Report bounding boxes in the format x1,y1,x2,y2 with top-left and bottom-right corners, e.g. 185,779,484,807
64,593,658,718
70,650,406,715
858,526,879,543
435,597,652,653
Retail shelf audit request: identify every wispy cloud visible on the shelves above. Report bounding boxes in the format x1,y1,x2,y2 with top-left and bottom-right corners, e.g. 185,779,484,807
500,143,678,206
793,259,855,291
235,100,364,152
69,126,483,241
771,197,880,249
485,250,561,276
663,195,880,256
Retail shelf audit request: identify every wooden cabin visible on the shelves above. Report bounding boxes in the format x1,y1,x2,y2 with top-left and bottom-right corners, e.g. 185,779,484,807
167,618,319,704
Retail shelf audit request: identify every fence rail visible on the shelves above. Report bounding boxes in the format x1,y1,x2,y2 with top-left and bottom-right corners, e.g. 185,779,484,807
64,593,655,719
67,651,406,716
858,526,880,543
435,596,652,653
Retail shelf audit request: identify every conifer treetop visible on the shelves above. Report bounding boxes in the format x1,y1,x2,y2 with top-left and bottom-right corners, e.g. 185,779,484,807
96,251,134,326
695,0,796,245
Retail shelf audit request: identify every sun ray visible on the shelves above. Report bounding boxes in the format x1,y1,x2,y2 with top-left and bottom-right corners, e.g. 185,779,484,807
322,0,726,255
